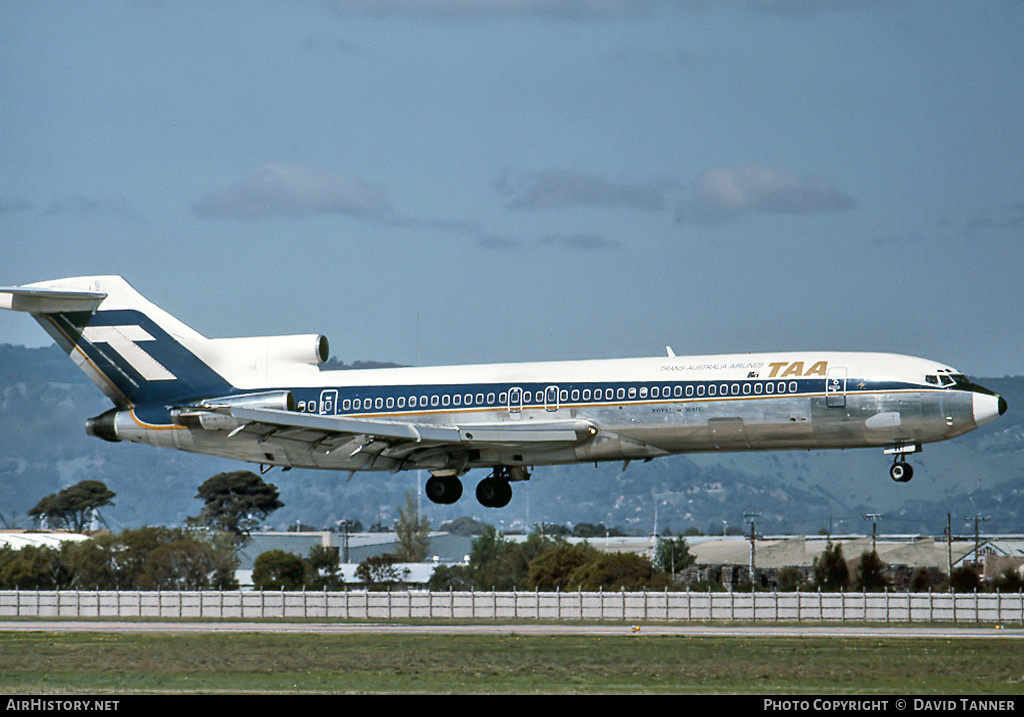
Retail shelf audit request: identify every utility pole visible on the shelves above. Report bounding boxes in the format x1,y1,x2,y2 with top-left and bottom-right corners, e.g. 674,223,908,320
946,513,953,579
336,519,351,563
967,514,991,572
862,513,881,553
744,512,761,587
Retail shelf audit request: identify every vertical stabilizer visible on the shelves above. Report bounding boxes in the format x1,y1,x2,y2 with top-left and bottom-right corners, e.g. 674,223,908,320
1,276,232,407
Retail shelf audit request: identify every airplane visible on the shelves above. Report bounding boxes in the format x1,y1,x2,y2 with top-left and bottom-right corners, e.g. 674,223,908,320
0,275,1008,508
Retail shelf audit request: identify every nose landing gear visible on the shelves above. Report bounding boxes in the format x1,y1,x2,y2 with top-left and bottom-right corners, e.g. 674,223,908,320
889,455,914,482
885,444,918,483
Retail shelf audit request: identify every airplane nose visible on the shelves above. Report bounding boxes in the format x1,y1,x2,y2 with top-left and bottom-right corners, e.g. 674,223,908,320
973,392,1005,428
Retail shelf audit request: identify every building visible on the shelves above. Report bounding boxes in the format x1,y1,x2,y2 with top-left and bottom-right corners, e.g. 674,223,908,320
0,530,90,550
235,531,475,588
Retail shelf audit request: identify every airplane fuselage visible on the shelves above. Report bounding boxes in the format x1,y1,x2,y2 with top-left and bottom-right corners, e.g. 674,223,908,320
107,351,1000,475
2,276,1007,508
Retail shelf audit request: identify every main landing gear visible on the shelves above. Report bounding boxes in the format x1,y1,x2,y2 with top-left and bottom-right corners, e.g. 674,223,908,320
425,466,530,508
425,474,463,505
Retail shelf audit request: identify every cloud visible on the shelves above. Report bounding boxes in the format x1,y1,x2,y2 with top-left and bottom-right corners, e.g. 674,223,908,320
496,168,674,212
193,163,391,221
960,203,1024,236
476,231,619,251
677,164,857,223
0,198,33,215
40,196,138,220
539,233,621,251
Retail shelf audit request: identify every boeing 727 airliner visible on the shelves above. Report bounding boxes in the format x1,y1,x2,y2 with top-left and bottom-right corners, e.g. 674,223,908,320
1,276,1008,508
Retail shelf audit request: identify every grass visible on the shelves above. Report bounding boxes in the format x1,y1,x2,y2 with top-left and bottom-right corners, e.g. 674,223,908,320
2,627,1024,694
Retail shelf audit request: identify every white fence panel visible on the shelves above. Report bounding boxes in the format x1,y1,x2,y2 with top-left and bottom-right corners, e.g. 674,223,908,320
1,589,1022,623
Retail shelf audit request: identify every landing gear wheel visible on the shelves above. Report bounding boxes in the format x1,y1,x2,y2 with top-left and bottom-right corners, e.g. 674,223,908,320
476,477,513,508
889,460,914,483
425,475,463,505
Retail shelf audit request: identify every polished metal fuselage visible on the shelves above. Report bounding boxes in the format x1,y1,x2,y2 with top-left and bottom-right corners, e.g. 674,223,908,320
113,351,992,474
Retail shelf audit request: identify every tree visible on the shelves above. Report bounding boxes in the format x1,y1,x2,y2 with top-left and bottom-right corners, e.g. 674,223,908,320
393,492,430,562
654,536,696,577
951,565,983,593
992,568,1024,593
528,541,601,591
28,480,115,533
428,564,475,591
142,539,231,590
0,545,71,590
468,528,553,590
306,544,344,590
565,552,670,591
854,550,890,592
0,527,238,591
812,542,850,591
252,549,306,590
775,566,806,592
910,567,941,592
355,554,410,589
572,523,623,538
189,471,284,542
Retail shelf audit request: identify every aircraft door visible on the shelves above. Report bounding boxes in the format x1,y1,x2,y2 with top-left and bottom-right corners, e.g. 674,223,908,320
545,385,559,412
826,367,847,408
319,389,338,415
507,386,523,419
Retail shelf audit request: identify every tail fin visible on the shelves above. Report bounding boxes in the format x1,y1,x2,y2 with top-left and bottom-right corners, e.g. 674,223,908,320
1,276,233,407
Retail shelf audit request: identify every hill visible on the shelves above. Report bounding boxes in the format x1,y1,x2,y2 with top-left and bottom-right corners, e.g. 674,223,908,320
1,344,1021,536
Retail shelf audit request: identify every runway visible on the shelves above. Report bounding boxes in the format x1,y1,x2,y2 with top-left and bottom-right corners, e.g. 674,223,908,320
2,620,1021,639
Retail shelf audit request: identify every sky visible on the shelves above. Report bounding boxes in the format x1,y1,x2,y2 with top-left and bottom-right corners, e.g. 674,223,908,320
2,0,1023,377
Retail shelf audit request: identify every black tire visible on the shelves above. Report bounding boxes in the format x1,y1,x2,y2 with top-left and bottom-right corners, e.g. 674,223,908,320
890,462,913,482
426,475,463,504
476,478,513,508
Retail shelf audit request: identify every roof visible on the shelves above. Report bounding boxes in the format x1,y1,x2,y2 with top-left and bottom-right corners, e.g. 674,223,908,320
236,562,437,589
0,531,90,550
237,531,474,570
684,535,984,570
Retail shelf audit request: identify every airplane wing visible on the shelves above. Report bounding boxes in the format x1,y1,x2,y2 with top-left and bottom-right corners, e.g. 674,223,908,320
200,406,598,471
225,407,596,446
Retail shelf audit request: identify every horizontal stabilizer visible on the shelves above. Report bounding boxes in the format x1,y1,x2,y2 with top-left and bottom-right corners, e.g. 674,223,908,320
0,286,107,314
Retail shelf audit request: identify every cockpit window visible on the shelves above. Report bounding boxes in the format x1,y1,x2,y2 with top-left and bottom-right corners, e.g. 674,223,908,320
930,370,981,391
929,369,967,388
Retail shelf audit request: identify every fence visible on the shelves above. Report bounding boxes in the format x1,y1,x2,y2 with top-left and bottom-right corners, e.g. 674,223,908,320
2,589,1023,624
